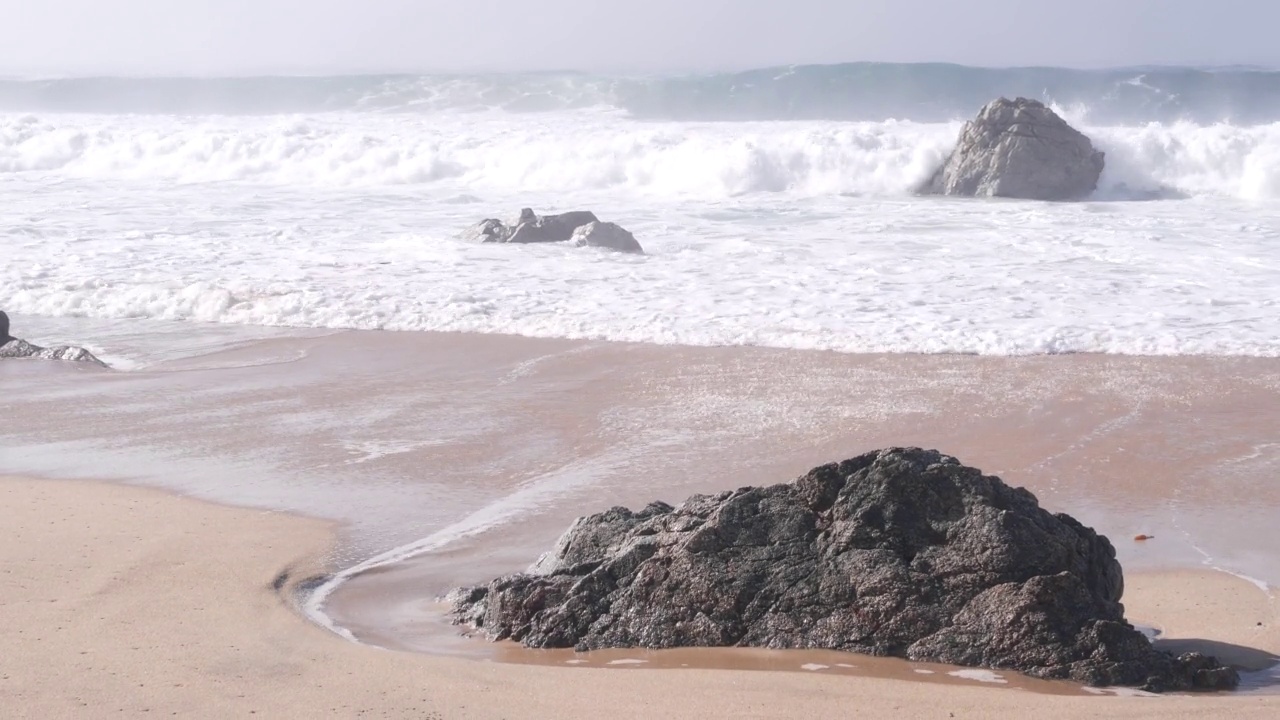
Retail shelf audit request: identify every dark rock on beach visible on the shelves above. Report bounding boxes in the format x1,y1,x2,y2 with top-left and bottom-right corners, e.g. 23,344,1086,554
464,209,643,254
922,97,1105,201
0,311,107,366
449,447,1238,692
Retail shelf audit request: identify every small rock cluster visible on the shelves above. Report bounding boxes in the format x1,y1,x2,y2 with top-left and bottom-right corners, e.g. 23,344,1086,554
465,209,643,254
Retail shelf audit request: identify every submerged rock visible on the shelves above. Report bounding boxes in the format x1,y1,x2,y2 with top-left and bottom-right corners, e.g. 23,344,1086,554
507,210,600,244
464,209,643,253
571,221,643,254
922,98,1105,200
0,311,107,366
449,447,1237,692
464,218,509,244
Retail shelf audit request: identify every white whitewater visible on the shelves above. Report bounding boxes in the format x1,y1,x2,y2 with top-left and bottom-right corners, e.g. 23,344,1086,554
2,69,1279,358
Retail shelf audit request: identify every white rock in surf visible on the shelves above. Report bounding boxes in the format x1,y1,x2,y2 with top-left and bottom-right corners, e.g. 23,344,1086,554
922,97,1105,201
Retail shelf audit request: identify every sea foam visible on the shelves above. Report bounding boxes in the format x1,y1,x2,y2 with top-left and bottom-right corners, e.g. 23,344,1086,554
5,112,1280,200
3,73,1280,359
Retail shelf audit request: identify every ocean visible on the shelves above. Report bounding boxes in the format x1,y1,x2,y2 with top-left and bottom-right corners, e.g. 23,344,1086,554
2,62,1278,362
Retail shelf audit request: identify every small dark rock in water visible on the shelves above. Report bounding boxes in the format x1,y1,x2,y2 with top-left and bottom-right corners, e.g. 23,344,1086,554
0,311,107,366
921,97,1105,201
571,221,644,254
449,448,1237,692
506,210,599,244
466,218,508,244
463,210,644,253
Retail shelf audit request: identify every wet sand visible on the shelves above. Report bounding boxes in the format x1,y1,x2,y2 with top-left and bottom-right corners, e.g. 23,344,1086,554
2,322,1280,711
3,474,1279,719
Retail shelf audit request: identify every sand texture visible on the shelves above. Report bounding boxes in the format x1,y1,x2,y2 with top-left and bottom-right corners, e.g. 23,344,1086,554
2,475,1278,719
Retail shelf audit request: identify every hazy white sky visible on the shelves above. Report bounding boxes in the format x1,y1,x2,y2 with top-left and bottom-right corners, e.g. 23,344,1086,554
2,0,1276,75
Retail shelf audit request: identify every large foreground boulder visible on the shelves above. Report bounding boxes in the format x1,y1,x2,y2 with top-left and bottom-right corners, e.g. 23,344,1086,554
450,448,1237,692
464,209,644,254
0,311,107,366
922,98,1105,200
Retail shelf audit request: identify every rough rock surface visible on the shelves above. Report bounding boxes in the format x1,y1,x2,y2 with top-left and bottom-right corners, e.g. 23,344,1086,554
922,98,1105,200
0,311,107,366
449,448,1237,692
570,221,644,254
507,210,599,244
464,209,643,253
0,338,107,365
465,218,509,244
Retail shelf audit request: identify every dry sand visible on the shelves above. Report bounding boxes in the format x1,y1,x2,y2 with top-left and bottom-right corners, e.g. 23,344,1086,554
3,474,1278,719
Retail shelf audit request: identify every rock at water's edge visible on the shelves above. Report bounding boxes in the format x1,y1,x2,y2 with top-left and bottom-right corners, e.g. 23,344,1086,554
0,338,107,366
449,448,1237,692
0,311,108,366
922,97,1105,201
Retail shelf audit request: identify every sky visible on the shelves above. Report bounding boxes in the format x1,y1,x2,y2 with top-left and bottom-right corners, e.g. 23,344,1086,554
2,0,1277,76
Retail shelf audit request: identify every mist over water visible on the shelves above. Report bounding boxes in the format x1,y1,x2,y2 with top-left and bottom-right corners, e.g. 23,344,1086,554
4,63,1280,123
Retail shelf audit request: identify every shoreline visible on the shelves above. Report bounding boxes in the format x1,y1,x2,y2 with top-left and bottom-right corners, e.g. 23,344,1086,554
6,327,1280,713
10,310,1280,367
5,329,1280,671
4,473,1279,719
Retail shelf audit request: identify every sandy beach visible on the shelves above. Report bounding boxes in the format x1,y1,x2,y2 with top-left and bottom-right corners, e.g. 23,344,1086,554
6,11,1280,714
1,474,1277,719
1,327,1279,716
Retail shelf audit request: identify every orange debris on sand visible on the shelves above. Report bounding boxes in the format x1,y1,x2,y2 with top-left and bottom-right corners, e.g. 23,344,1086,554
1134,534,1155,541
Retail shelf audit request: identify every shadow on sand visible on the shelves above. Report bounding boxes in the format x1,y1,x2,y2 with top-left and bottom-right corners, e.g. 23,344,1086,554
1155,637,1280,690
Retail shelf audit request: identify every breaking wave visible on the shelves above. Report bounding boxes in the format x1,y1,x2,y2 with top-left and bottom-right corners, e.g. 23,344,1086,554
5,112,1280,199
